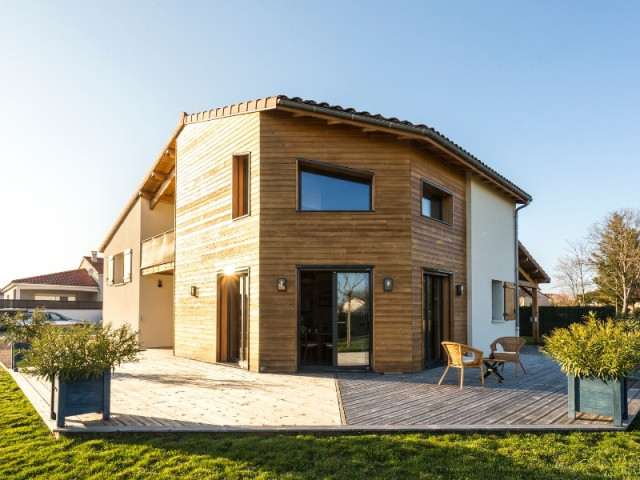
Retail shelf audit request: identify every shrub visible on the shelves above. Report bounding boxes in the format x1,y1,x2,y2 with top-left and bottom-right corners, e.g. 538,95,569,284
541,311,640,380
20,322,140,383
0,308,50,344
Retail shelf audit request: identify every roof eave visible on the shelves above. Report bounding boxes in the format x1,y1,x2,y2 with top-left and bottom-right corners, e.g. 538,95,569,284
276,97,531,204
99,113,186,252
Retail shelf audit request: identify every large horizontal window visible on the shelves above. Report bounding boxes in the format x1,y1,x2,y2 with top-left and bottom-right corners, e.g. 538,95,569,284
298,160,373,211
422,180,453,224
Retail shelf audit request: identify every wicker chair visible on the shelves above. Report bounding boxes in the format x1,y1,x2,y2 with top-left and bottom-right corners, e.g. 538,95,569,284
489,336,527,377
438,342,485,389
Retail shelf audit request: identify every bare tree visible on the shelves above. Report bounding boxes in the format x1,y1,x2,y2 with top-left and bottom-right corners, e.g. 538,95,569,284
588,208,640,315
554,239,594,305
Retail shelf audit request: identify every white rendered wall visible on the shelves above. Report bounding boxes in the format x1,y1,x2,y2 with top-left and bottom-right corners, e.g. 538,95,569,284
466,174,517,353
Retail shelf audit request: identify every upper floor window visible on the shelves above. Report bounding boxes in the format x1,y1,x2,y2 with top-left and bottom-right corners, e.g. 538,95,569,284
232,154,250,219
298,159,373,211
421,180,453,224
107,249,132,286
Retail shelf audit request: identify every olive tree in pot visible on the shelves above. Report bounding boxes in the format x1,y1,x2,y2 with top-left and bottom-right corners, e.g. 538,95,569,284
541,312,640,426
19,322,139,427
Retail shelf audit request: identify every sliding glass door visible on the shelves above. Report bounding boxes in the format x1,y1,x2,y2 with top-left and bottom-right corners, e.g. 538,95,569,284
299,269,371,369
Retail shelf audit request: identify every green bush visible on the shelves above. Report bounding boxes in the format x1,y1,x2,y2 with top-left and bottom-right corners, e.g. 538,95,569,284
20,322,140,383
541,311,640,380
0,308,49,344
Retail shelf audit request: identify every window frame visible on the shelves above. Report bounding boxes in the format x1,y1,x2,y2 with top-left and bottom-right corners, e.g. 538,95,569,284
232,153,250,219
107,249,133,286
421,179,453,225
297,158,374,212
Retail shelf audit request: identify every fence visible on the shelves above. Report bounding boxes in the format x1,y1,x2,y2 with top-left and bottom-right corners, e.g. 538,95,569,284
519,305,616,338
0,299,102,310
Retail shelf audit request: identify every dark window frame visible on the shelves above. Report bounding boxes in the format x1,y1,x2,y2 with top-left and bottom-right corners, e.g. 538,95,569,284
421,179,453,225
297,158,374,212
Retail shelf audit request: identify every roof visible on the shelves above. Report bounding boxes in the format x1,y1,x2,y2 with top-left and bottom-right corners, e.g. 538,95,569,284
82,256,104,274
100,95,532,251
518,242,551,284
9,269,99,288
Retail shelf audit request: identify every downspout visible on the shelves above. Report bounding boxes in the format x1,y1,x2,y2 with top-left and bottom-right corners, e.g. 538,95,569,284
514,201,531,336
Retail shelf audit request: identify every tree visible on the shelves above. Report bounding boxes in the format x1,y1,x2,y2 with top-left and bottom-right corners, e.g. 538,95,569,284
589,208,640,315
554,239,594,305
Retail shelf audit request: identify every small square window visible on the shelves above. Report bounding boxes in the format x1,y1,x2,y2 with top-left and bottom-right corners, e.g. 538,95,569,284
421,180,453,224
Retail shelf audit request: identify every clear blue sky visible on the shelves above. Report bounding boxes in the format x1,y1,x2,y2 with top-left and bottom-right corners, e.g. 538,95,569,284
1,1,639,293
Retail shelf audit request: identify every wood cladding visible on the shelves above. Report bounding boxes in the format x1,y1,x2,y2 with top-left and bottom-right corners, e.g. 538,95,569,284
172,109,470,373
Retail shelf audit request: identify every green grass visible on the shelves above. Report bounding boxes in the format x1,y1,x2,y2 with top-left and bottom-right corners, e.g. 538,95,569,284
1,370,639,479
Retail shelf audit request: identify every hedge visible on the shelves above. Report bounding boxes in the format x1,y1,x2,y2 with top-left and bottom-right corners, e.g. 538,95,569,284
519,305,616,338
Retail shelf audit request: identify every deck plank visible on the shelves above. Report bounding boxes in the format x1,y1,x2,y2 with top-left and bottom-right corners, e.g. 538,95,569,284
5,346,639,433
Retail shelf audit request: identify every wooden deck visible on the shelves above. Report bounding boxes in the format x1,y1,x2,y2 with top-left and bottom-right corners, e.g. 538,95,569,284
6,346,639,434
338,346,640,429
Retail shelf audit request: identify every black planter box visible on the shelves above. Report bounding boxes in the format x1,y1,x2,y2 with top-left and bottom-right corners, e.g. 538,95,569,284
11,342,30,372
51,370,111,428
568,374,628,427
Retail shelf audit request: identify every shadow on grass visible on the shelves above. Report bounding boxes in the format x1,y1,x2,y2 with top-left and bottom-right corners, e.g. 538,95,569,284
64,429,634,480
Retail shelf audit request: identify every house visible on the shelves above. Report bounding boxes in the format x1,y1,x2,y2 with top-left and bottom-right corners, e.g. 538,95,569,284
0,252,104,323
100,95,533,373
1,252,103,302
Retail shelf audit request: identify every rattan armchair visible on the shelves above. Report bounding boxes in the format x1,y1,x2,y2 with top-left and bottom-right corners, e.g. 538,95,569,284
489,336,527,377
438,341,485,389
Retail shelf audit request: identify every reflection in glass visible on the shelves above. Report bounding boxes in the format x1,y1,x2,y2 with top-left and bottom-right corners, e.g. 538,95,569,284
337,272,370,366
300,168,371,211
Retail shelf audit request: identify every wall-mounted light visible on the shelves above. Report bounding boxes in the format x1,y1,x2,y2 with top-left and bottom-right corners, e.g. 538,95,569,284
157,279,163,288
383,278,393,291
456,284,464,296
190,286,198,297
277,278,287,291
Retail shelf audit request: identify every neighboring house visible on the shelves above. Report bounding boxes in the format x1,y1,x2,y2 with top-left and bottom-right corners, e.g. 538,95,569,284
78,252,105,301
1,252,104,323
100,95,534,374
519,289,551,307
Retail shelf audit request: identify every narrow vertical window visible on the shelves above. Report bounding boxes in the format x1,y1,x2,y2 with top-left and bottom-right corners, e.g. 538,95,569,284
232,154,250,218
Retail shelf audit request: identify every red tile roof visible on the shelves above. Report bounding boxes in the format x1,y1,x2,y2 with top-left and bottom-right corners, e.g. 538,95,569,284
12,269,99,288
83,256,104,274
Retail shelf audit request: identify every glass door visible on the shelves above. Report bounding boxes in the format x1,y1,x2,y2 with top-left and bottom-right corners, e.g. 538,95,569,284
218,272,248,368
423,273,447,368
336,272,370,367
299,269,371,369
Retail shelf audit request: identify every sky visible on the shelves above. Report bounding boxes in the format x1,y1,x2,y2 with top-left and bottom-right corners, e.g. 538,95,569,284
1,0,639,293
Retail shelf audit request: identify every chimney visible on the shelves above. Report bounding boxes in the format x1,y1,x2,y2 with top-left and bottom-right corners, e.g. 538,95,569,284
91,251,98,263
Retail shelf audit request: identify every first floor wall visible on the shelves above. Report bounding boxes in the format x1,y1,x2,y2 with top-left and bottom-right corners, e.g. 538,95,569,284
173,259,466,374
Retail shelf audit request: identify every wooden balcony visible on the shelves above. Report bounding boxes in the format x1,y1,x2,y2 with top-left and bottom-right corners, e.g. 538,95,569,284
140,229,174,275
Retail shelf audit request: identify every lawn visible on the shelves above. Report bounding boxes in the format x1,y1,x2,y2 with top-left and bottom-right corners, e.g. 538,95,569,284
1,369,639,479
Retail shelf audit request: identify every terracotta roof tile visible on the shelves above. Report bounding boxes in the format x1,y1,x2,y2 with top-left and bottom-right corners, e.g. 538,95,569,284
12,269,99,288
83,256,104,274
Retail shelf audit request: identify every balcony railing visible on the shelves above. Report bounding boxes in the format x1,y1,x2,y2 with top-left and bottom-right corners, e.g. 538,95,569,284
140,229,175,274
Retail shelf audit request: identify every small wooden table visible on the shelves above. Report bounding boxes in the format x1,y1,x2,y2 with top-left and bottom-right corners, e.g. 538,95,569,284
483,358,506,383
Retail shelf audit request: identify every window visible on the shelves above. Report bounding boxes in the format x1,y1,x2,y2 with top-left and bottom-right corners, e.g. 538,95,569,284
232,154,250,218
421,180,453,224
298,159,373,211
492,280,516,321
107,249,132,286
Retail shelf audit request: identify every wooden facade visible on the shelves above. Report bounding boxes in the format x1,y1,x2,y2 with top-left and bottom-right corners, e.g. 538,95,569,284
101,95,531,374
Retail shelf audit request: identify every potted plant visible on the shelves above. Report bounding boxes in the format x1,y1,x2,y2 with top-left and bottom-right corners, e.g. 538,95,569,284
541,312,640,426
0,308,49,371
19,321,139,427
